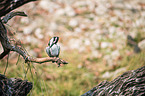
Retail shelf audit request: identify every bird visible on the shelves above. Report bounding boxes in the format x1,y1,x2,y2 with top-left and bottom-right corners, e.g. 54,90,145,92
46,37,60,58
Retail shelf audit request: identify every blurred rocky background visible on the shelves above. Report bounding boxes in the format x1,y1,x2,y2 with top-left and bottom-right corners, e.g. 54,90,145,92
0,0,145,95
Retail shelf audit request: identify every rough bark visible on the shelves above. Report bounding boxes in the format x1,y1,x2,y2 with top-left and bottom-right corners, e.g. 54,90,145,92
0,0,36,17
0,74,32,96
81,66,145,96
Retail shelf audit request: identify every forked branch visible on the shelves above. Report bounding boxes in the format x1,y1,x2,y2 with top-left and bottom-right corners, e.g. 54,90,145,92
0,11,68,67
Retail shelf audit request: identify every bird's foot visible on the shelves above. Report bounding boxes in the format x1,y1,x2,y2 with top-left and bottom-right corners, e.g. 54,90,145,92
52,57,68,67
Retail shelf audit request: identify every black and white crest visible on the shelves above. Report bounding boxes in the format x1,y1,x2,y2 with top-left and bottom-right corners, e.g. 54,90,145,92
48,37,59,47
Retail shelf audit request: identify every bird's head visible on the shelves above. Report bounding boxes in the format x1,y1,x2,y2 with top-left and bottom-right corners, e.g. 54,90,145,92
48,37,59,47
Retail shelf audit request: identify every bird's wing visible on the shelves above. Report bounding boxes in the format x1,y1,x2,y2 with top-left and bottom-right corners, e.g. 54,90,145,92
46,46,51,56
57,45,60,57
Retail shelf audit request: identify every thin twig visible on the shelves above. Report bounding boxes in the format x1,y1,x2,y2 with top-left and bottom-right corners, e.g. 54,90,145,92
16,54,20,65
4,53,9,75
28,62,34,80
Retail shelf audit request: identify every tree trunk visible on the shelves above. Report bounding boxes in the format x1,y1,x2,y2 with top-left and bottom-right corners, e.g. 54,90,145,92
0,74,32,96
82,66,145,96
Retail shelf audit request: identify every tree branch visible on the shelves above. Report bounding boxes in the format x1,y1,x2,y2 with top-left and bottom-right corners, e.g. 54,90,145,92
0,49,10,59
0,0,37,17
29,57,68,67
2,11,27,24
0,12,68,67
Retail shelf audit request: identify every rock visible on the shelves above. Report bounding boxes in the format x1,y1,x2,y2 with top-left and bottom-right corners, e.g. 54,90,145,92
20,17,30,24
23,22,37,35
109,26,116,34
23,26,33,35
91,50,100,58
69,19,78,27
55,9,65,16
80,24,87,30
25,36,40,45
39,1,60,13
92,40,99,49
134,18,143,27
39,0,50,10
102,67,126,79
102,71,111,79
138,39,145,51
126,35,141,53
111,50,120,60
84,39,91,46
103,55,113,66
65,6,76,17
68,39,81,49
100,42,110,49
133,45,141,53
74,27,82,33
95,29,101,34
95,4,107,15
127,35,136,46
49,22,58,32
34,28,44,39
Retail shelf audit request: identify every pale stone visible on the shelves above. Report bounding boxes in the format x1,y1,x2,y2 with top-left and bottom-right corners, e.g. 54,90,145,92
101,42,110,48
65,6,76,17
23,27,33,35
138,39,145,50
69,19,78,27
35,28,44,39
